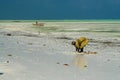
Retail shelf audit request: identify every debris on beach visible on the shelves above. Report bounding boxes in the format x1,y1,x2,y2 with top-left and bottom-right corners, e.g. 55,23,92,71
43,44,46,46
103,41,112,44
84,65,87,67
56,36,73,40
28,43,33,45
23,34,38,37
0,73,4,75
6,61,9,63
56,62,60,64
75,51,98,54
84,51,97,54
56,62,69,67
6,33,12,36
8,54,12,56
63,64,69,66
107,59,110,62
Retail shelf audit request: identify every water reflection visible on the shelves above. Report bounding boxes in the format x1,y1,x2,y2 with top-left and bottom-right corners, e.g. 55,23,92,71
73,54,87,70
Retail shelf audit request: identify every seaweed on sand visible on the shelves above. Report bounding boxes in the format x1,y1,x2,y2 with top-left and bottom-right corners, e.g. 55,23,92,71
55,36,73,40
0,73,4,75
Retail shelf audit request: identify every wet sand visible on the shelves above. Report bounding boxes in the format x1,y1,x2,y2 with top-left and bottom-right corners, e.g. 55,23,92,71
0,21,120,80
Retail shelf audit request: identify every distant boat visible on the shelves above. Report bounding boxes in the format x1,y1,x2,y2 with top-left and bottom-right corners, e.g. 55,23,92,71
32,21,45,26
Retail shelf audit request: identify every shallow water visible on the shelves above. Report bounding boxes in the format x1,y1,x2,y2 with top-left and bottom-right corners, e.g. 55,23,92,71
27,20,120,37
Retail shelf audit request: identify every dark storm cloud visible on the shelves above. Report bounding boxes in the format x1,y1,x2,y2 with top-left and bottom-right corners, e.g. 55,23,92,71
0,0,120,19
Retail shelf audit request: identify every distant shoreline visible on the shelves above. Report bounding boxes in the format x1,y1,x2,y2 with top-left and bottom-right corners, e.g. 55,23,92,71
0,19,120,23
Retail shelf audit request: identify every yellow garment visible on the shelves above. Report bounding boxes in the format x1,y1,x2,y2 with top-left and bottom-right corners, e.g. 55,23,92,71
75,37,88,49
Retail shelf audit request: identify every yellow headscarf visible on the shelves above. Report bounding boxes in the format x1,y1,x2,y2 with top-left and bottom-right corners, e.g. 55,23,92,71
75,37,88,49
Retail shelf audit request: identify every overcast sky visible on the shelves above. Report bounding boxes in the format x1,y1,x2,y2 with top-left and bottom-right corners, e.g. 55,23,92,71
0,0,120,20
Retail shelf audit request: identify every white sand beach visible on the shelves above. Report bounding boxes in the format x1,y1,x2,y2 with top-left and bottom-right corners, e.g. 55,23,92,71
0,21,120,80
